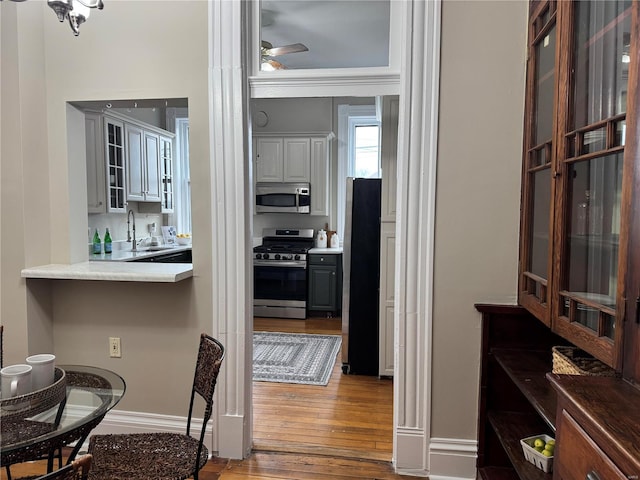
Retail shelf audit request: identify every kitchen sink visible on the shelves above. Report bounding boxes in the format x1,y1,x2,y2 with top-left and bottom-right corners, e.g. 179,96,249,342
129,246,174,252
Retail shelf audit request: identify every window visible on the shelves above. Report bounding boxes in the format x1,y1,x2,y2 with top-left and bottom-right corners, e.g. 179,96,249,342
353,124,381,178
173,117,191,235
337,104,381,240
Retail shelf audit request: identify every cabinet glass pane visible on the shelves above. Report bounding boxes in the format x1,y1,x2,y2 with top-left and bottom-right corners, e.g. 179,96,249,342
534,25,556,145
529,169,551,278
565,153,622,321
573,0,631,129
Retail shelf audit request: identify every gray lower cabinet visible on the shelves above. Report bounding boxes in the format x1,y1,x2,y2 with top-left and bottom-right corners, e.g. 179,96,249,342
307,254,342,315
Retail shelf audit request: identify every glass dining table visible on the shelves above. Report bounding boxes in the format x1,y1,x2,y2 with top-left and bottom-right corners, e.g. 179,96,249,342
1,365,126,473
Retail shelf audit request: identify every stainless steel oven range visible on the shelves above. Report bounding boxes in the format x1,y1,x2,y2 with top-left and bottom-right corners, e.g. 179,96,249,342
253,228,315,319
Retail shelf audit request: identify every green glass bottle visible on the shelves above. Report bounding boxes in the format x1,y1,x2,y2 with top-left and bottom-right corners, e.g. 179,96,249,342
92,229,101,254
104,228,112,254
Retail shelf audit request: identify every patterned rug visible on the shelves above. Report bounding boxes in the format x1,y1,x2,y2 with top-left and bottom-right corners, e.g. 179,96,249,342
253,332,342,386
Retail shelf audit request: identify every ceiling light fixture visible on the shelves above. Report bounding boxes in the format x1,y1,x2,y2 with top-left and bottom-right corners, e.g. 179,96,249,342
2,0,104,36
48,0,104,35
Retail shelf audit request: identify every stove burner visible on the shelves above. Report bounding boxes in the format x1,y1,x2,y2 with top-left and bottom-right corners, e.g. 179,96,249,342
254,227,314,262
253,244,310,254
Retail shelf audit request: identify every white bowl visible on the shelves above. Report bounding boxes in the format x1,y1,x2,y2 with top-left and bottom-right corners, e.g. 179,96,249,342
176,237,191,246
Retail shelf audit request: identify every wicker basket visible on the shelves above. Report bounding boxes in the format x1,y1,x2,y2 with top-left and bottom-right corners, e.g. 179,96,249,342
0,367,66,417
552,346,617,377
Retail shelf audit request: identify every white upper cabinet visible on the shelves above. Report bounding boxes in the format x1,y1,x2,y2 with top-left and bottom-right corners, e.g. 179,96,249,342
143,131,161,202
126,125,162,203
103,116,127,213
125,124,144,201
86,111,173,212
160,135,174,213
283,137,310,182
255,136,311,183
85,112,106,214
255,137,284,182
309,137,329,216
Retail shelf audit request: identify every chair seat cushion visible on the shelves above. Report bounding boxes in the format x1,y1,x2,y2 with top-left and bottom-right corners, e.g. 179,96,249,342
88,433,208,480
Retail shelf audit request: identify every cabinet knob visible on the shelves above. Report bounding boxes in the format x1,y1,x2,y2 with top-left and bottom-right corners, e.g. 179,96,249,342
586,471,601,480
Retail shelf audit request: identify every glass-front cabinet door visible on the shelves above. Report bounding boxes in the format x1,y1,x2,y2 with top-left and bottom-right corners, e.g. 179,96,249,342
519,0,558,326
520,0,636,369
160,136,174,213
551,0,632,367
104,117,127,213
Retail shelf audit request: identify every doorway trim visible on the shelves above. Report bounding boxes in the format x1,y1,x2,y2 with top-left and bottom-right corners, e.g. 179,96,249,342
208,0,442,475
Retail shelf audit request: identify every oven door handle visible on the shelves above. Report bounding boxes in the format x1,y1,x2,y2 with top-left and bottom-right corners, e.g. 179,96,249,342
254,260,307,268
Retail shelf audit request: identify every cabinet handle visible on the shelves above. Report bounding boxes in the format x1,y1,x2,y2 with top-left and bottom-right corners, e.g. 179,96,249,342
636,293,640,324
586,471,601,480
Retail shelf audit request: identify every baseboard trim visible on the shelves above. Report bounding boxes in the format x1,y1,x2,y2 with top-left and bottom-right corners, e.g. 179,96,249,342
428,437,477,480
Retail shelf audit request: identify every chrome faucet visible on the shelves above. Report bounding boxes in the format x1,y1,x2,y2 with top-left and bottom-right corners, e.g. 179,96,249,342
127,209,137,251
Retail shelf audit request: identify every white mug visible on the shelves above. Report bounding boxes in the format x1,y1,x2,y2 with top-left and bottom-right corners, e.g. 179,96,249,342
26,354,56,391
1,364,33,398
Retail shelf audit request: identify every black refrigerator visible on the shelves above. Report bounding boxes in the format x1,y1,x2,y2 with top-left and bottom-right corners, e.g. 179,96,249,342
341,177,381,375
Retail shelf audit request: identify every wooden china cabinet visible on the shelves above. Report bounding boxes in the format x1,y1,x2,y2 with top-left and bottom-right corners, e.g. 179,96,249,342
477,1,640,479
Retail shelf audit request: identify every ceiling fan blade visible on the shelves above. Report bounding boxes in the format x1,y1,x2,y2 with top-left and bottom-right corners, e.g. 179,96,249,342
264,43,309,57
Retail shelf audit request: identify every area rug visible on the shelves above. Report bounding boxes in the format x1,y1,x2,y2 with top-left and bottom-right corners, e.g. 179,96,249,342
253,332,342,386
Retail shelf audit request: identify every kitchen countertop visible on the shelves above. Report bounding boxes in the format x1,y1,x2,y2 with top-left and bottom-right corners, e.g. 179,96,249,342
308,247,343,254
21,245,193,282
90,245,192,262
21,261,192,283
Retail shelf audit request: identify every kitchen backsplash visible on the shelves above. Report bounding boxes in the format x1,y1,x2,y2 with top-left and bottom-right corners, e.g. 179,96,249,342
253,212,330,238
88,208,163,244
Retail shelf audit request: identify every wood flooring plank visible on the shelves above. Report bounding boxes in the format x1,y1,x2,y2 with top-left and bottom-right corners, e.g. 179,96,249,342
252,318,394,463
223,452,424,479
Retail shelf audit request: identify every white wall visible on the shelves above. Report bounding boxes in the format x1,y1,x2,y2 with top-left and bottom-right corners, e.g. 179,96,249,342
1,0,213,417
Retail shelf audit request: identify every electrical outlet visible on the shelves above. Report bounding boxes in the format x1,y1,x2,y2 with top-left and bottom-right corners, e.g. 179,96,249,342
109,337,121,358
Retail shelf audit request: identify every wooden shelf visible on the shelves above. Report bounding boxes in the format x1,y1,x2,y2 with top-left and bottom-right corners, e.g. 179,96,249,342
492,349,557,432
488,411,553,480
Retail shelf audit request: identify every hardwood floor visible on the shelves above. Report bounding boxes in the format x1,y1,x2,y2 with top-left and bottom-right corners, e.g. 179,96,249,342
3,317,425,479
252,317,393,461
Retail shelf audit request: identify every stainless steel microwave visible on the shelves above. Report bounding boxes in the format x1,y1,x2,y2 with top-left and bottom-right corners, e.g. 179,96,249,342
255,183,310,214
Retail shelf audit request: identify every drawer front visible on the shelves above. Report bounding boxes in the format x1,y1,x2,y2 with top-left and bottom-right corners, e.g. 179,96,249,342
308,254,338,266
556,410,628,480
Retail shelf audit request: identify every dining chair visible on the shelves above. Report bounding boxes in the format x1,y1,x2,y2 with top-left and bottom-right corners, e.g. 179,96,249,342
30,454,92,480
87,333,225,480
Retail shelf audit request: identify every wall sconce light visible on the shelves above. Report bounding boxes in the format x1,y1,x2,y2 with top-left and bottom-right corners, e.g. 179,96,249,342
2,0,104,36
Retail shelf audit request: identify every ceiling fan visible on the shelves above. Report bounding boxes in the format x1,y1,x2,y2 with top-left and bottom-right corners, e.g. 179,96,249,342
261,40,308,70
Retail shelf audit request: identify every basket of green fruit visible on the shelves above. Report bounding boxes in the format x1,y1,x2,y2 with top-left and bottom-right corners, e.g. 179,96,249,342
520,434,555,473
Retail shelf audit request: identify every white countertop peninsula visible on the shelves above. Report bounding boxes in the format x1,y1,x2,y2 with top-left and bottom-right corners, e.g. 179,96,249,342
21,261,192,283
21,246,193,283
